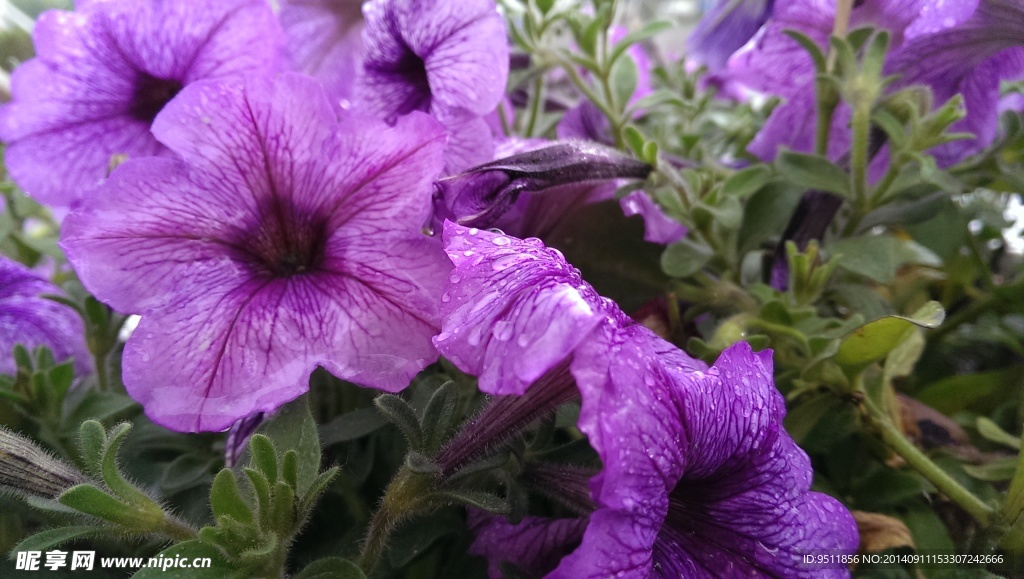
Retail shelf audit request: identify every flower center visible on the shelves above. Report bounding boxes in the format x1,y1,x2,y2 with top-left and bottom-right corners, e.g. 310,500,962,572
130,74,183,123
240,209,329,279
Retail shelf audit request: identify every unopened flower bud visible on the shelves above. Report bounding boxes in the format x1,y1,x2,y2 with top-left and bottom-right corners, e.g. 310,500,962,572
433,140,652,229
0,427,88,499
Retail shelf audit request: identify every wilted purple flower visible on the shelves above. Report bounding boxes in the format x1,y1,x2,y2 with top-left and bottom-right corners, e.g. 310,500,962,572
434,223,858,577
355,0,509,170
688,0,775,72
728,0,925,160
61,74,449,432
0,256,89,375
0,0,284,207
432,140,652,233
886,0,1024,163
280,0,364,108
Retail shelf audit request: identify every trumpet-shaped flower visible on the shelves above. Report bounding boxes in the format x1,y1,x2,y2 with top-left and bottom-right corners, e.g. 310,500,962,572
0,0,284,207
355,0,509,170
434,223,858,577
61,74,449,432
0,256,89,375
688,0,775,71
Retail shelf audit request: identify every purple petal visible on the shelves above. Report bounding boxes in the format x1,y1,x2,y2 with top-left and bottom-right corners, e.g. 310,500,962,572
688,0,775,72
434,222,607,395
356,0,508,122
469,512,588,579
620,190,687,244
280,0,365,107
0,257,89,375
0,0,284,207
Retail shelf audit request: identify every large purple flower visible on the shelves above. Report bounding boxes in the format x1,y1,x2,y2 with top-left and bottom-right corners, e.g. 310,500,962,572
279,0,364,108
61,74,449,432
354,0,509,170
0,256,89,375
0,0,285,207
886,0,1024,164
435,223,858,576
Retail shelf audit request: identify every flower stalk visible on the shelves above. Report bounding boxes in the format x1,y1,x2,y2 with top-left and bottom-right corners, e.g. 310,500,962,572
859,394,995,527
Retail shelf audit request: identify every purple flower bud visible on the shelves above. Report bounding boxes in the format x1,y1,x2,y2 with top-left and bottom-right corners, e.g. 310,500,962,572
432,140,651,230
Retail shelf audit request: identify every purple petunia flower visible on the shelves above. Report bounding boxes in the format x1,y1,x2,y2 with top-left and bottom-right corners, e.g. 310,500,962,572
435,223,858,576
354,0,509,170
0,0,285,207
0,256,89,375
688,0,775,72
61,73,449,432
279,0,365,109
886,0,1024,164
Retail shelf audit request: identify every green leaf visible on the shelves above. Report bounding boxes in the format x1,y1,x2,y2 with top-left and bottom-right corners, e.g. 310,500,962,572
429,489,509,514
976,417,1021,450
270,480,296,530
622,125,646,159
11,525,108,553
700,195,742,230
737,183,802,254
319,407,388,446
100,423,160,509
963,458,1017,482
834,302,945,373
375,394,424,451
210,469,253,525
782,29,827,72
830,235,900,283
79,420,107,476
257,394,320,495
282,450,299,491
722,165,772,198
608,21,672,65
248,435,278,485
243,468,272,529
295,558,366,579
534,0,556,15
775,150,850,197
916,366,1024,414
387,509,463,569
59,484,148,526
131,540,240,578
420,381,459,454
157,454,216,495
661,238,713,278
609,52,638,109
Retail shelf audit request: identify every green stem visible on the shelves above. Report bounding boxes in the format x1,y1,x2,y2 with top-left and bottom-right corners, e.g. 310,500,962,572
1002,433,1024,523
358,469,430,575
860,395,995,526
159,516,199,542
850,102,871,210
524,74,545,137
93,351,109,392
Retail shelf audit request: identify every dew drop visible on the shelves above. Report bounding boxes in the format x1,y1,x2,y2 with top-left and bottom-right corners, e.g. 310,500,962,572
492,236,510,246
